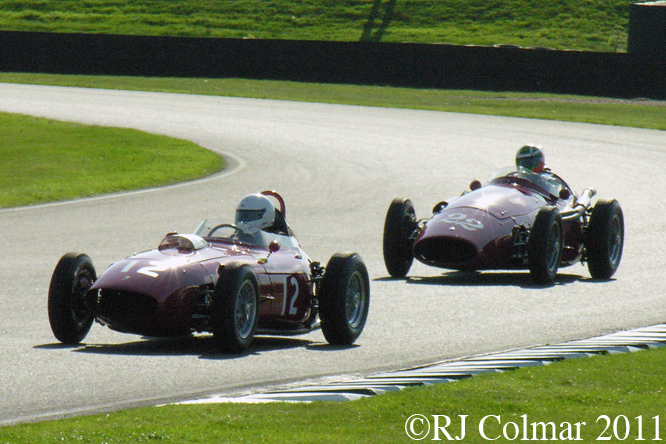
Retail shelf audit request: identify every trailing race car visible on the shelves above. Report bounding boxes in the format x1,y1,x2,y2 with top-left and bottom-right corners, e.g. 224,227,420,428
383,166,624,284
48,191,370,353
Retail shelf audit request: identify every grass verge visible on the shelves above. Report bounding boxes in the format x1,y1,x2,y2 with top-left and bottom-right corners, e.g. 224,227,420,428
1,73,665,131
1,345,665,442
0,0,630,52
0,112,224,209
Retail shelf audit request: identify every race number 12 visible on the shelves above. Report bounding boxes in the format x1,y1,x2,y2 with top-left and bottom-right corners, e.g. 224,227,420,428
281,276,299,316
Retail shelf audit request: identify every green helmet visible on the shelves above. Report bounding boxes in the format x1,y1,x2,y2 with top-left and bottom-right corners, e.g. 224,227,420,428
515,145,545,173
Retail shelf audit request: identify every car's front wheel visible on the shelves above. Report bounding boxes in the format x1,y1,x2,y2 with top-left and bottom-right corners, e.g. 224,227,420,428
586,199,624,280
528,206,563,285
319,252,370,345
48,252,96,344
383,198,417,278
212,264,259,353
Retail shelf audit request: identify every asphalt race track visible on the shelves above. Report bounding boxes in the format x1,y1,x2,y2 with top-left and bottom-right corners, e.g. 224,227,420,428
1,83,665,425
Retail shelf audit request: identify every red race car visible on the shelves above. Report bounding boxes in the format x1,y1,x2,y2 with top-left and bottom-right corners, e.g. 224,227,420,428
48,191,370,353
383,166,624,284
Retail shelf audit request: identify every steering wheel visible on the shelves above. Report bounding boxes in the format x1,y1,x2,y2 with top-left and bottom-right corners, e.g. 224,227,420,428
503,172,530,185
208,224,242,238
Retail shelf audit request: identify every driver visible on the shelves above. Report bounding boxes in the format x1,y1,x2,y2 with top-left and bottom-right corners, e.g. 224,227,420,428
515,145,567,198
515,144,547,173
235,193,276,243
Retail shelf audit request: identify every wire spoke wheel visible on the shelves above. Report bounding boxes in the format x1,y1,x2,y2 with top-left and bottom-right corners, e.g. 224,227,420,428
212,264,260,353
607,214,624,267
587,199,624,280
345,271,365,328
545,222,562,274
320,252,370,345
528,206,563,285
235,280,258,340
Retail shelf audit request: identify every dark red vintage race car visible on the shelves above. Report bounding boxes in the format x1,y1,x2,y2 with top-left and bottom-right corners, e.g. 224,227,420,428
383,166,624,284
48,191,370,353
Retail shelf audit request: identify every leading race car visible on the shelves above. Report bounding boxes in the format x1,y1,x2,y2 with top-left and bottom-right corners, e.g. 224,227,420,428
383,166,624,284
48,191,370,353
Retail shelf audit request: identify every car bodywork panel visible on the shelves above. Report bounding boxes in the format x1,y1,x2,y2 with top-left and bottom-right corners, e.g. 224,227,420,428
86,229,316,338
412,167,586,272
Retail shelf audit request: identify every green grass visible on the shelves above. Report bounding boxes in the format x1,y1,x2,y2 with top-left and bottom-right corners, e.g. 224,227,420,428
2,346,666,442
0,112,223,208
0,0,630,52
2,73,665,131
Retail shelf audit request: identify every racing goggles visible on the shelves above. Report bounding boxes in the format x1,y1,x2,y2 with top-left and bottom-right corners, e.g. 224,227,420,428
516,156,543,171
236,209,266,223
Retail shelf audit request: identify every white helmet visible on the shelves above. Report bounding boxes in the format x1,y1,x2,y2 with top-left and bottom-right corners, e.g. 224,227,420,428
235,193,275,233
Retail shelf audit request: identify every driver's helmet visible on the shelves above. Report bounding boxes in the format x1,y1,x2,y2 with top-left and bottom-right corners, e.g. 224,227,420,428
515,145,545,173
235,193,275,233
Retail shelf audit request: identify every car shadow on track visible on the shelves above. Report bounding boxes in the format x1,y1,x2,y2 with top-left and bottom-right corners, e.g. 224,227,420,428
305,343,360,352
35,335,327,360
376,271,587,288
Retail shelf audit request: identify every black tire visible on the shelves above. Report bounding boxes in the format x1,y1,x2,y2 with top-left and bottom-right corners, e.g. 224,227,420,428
586,199,624,280
319,252,370,345
528,206,563,285
211,264,260,353
48,253,96,344
383,198,416,278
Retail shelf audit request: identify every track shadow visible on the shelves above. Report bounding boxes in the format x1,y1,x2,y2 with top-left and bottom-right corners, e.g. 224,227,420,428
578,277,618,284
35,334,317,360
306,343,360,352
200,336,318,361
377,271,584,289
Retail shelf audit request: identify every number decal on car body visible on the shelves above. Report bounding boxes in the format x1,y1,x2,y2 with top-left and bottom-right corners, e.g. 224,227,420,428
440,213,484,231
137,262,171,278
120,260,170,278
282,276,299,316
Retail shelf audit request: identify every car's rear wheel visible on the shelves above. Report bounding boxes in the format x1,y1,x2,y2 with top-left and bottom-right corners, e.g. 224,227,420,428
212,264,259,353
319,253,370,345
383,198,416,278
586,199,624,280
528,206,563,285
48,252,96,344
